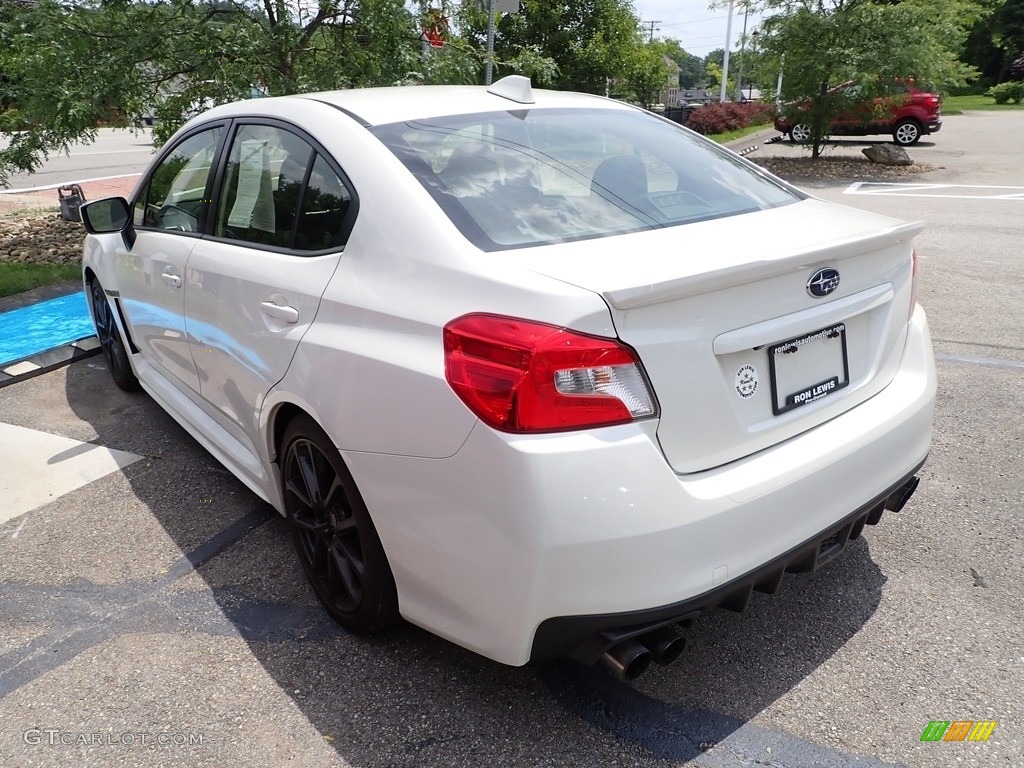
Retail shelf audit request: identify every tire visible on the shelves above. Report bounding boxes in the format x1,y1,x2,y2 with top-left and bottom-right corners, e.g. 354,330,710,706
281,415,399,634
88,278,141,392
789,123,812,143
892,119,922,146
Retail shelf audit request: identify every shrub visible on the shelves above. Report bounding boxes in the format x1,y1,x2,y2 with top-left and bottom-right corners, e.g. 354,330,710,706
685,103,730,134
685,101,776,135
948,84,989,97
987,81,1024,105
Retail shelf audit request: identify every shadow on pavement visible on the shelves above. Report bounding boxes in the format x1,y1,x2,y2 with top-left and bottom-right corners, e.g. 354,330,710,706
34,361,891,765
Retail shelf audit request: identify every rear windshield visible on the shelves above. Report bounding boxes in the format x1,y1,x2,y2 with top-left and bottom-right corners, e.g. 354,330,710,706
371,107,799,251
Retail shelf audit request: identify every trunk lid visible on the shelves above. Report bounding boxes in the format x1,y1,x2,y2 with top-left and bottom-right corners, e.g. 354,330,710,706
516,199,921,474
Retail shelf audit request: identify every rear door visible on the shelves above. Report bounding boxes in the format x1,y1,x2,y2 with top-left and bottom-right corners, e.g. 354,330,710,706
184,121,358,456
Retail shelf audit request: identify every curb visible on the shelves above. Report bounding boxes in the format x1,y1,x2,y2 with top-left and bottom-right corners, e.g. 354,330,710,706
0,335,100,389
724,127,785,155
0,174,140,218
0,284,100,389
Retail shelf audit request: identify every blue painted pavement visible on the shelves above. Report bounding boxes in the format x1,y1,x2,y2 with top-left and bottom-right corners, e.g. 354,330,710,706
0,292,94,366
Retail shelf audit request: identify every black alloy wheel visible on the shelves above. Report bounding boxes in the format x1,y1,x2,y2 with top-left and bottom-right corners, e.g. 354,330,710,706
281,415,399,634
89,278,140,392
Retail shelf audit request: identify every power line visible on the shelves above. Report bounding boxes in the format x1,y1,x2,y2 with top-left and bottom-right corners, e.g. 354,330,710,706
659,15,727,28
640,19,661,43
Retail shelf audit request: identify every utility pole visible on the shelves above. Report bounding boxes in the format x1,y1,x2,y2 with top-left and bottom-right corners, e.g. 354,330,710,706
719,0,734,103
485,0,495,85
485,0,521,85
735,2,750,102
641,19,661,43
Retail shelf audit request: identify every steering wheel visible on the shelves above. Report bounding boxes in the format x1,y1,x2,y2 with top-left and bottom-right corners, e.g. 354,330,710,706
157,204,199,232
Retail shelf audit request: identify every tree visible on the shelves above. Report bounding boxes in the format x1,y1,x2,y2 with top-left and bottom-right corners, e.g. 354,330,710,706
704,48,726,68
463,0,642,92
0,0,428,183
622,44,672,108
0,0,647,183
742,0,981,157
660,38,706,88
963,0,1024,85
704,60,737,96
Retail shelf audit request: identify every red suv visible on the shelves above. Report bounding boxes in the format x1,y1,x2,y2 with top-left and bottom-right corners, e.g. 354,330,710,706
775,81,942,146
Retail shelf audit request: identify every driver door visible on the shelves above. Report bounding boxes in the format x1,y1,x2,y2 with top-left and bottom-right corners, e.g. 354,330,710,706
117,125,225,394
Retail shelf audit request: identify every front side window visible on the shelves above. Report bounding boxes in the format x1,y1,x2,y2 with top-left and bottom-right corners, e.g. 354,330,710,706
134,126,223,233
372,108,799,251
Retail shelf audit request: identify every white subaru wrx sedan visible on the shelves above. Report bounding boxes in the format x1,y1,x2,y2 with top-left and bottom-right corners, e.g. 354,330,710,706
81,76,936,679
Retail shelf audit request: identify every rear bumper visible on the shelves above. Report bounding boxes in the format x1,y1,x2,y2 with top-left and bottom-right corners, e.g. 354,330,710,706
926,118,942,134
530,465,923,663
344,307,936,667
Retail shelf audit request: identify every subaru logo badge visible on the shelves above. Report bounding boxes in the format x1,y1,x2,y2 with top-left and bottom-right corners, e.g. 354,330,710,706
807,268,840,298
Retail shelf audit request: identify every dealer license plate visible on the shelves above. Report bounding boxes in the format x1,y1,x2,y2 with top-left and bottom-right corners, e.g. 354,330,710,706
768,323,850,416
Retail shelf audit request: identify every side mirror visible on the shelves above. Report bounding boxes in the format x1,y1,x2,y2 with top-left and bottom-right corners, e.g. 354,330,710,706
81,197,136,249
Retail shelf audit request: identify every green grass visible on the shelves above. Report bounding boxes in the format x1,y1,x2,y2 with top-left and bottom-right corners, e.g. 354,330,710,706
942,95,1024,115
708,122,775,144
0,263,82,299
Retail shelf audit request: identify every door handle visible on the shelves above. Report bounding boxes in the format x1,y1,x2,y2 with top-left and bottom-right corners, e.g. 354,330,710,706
260,301,299,324
161,272,182,288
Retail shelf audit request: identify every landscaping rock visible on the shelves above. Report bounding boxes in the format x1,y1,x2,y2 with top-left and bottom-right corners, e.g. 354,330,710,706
753,155,931,180
0,212,85,267
862,144,914,166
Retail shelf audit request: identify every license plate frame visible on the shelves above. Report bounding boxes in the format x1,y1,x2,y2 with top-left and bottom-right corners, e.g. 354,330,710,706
768,322,850,416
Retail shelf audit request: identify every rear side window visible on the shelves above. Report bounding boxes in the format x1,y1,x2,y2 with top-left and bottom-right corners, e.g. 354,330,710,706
214,124,354,251
372,108,798,251
294,155,353,251
215,125,313,249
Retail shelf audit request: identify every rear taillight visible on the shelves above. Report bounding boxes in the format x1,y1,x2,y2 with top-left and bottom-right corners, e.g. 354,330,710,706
909,247,920,320
443,314,656,433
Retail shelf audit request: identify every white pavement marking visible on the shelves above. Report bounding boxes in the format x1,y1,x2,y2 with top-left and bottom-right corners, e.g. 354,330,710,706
845,181,1024,200
3,361,40,376
70,149,153,157
0,173,142,195
0,422,142,525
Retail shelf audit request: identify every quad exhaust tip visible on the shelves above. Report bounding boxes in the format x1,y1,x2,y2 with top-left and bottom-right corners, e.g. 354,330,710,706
641,626,687,666
600,627,687,679
600,639,651,680
886,476,920,513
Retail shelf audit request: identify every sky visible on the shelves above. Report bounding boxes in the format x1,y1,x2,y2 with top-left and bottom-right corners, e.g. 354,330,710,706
631,1,764,57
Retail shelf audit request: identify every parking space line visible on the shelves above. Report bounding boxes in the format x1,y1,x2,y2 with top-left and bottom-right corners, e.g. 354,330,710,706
0,506,285,699
935,353,1024,371
0,422,142,524
845,181,1024,200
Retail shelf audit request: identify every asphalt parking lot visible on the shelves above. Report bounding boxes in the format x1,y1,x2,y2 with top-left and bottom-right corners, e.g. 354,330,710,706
1,111,1022,768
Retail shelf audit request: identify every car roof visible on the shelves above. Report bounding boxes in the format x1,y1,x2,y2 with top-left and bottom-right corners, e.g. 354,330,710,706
209,81,637,128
